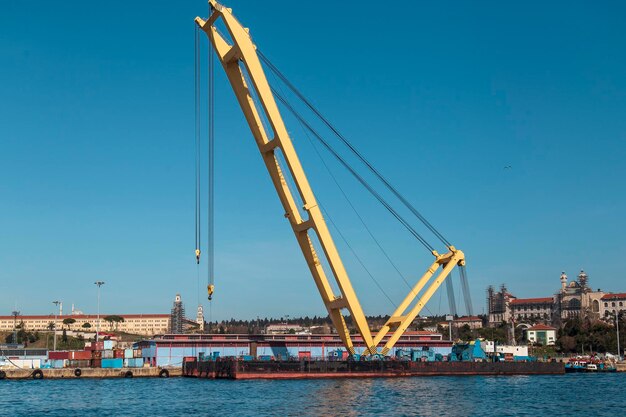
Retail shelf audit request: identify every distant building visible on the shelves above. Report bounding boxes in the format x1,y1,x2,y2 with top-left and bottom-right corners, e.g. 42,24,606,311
0,314,169,336
510,297,555,322
452,316,483,330
487,270,607,327
170,294,185,334
600,293,626,319
487,285,515,325
196,305,205,331
265,323,307,335
526,324,556,346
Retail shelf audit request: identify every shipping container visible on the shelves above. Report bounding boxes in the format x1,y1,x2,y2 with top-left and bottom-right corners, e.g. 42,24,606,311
68,360,90,368
101,358,123,369
133,349,142,358
92,341,104,351
70,351,92,360
48,351,70,360
92,350,102,359
102,350,114,359
114,349,124,358
124,358,143,368
103,340,115,350
51,359,66,369
91,359,102,368
124,349,134,359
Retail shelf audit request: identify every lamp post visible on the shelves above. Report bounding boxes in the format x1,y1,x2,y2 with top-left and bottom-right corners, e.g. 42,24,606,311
11,310,20,345
52,301,60,351
95,281,105,342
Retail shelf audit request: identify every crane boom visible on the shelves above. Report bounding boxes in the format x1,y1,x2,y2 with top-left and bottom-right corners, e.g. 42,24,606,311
195,1,466,356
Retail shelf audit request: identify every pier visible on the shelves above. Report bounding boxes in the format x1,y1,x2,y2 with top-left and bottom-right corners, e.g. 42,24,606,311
0,367,180,380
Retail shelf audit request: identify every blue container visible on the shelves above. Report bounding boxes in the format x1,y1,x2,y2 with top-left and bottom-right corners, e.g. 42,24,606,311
51,359,65,369
124,349,134,359
241,355,254,361
102,358,123,369
103,340,114,350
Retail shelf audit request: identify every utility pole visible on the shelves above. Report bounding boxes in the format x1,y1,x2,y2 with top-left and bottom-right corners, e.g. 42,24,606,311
615,297,621,359
11,310,20,345
52,301,60,351
446,315,453,342
94,281,105,342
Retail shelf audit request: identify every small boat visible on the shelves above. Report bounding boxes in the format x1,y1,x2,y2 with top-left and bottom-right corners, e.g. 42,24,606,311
565,357,617,373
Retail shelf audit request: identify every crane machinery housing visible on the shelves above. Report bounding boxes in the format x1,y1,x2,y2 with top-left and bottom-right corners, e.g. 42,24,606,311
194,0,470,356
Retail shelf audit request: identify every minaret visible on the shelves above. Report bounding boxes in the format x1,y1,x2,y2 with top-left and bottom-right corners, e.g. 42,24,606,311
560,271,567,292
578,270,588,290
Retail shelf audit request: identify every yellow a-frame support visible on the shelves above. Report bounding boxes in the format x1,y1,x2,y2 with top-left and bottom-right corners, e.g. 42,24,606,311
195,1,465,356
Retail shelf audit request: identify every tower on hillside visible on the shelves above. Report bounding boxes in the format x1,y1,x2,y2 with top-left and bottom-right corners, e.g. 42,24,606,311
170,294,185,334
560,272,568,292
578,270,589,290
196,305,205,331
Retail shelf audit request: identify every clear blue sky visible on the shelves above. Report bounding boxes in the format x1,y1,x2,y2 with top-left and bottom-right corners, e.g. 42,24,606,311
1,0,625,321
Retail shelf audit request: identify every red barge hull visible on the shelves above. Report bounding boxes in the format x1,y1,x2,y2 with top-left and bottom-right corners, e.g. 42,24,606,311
183,359,564,380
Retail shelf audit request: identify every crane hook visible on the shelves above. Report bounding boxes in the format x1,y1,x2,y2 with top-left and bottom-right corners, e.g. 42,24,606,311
195,248,201,264
207,284,214,301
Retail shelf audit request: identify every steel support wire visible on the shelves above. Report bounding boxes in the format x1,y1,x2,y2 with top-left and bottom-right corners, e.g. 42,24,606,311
259,51,452,249
271,87,435,253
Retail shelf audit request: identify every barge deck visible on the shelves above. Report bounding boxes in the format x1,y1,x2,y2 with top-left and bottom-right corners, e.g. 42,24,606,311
184,359,564,380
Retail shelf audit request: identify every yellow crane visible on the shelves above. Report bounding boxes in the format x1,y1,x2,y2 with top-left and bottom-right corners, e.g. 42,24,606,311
195,1,466,356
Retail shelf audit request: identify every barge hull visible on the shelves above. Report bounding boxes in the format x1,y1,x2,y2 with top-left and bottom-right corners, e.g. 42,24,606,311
184,359,564,380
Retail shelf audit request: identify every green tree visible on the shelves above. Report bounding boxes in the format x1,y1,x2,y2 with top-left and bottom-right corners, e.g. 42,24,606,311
82,322,92,330
63,318,76,331
104,315,125,331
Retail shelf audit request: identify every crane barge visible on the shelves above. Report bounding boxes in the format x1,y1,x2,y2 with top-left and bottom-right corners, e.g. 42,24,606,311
194,0,466,357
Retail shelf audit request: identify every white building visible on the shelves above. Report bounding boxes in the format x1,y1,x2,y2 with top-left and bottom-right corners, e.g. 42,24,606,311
526,324,557,346
600,293,626,319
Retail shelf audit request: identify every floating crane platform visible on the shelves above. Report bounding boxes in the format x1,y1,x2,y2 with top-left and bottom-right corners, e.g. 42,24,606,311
183,358,564,380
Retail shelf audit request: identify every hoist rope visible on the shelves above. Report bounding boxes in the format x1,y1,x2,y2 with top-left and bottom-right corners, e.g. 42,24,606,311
194,25,201,258
271,87,436,253
208,26,215,294
194,25,202,308
258,51,452,250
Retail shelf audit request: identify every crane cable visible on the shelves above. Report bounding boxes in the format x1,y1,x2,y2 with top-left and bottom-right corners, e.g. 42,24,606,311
271,87,436,253
194,25,202,265
207,26,215,302
258,51,452,250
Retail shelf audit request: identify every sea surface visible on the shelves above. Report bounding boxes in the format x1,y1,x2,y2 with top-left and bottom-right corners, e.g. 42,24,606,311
1,374,623,416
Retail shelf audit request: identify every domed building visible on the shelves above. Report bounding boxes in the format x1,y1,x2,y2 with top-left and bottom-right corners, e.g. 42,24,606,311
487,270,606,327
557,270,604,320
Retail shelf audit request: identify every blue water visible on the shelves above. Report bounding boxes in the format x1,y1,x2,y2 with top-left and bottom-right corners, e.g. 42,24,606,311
1,374,623,416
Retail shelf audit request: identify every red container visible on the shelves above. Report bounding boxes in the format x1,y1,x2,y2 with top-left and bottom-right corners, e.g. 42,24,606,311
114,350,124,358
71,350,92,360
93,342,104,351
92,351,103,359
298,351,311,359
91,359,102,368
49,351,70,360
